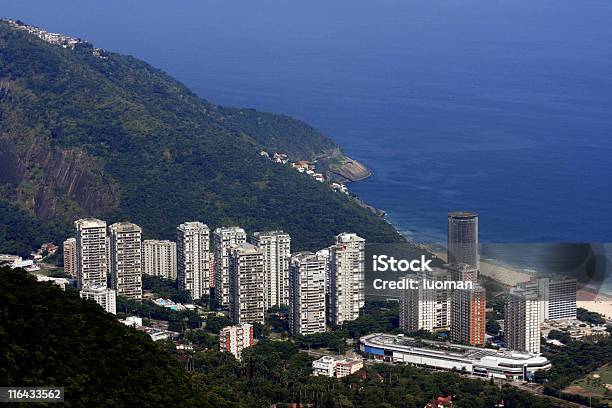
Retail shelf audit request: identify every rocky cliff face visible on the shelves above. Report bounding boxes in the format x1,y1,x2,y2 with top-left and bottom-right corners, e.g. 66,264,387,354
328,156,372,182
0,138,119,221
317,148,372,183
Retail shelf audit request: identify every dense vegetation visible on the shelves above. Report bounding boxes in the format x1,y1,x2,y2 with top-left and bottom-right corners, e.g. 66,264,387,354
537,336,612,407
142,274,193,303
0,21,403,256
2,266,560,407
0,267,202,407
576,307,607,325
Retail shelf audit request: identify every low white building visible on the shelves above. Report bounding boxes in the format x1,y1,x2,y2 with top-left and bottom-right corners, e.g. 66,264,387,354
0,254,34,269
120,316,143,327
312,355,364,378
80,284,117,315
36,275,72,291
138,327,178,341
360,333,551,381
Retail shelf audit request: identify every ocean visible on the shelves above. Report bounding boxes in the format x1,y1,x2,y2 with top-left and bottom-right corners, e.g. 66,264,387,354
4,0,612,291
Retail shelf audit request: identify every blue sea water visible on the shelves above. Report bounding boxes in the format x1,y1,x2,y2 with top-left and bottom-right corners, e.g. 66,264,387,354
4,0,612,288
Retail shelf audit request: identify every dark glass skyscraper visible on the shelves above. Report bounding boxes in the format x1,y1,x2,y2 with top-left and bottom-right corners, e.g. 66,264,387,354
447,211,479,269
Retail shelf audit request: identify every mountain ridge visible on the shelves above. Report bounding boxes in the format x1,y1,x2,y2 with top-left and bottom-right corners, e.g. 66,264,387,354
0,19,403,256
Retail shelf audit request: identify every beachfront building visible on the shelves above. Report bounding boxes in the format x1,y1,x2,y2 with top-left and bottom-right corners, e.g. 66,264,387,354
177,222,210,300
451,284,486,346
328,233,365,326
251,230,291,309
75,218,108,289
549,278,577,320
360,333,550,381
505,286,544,354
400,269,452,332
219,323,254,360
447,211,479,270
63,237,77,277
516,276,577,322
109,222,143,300
213,227,247,306
229,243,265,324
448,262,478,284
143,240,177,280
289,252,326,335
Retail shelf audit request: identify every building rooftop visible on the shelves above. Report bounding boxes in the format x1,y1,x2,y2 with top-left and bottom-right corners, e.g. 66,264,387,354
74,218,106,228
448,211,478,219
110,221,142,232
178,221,209,231
232,243,262,255
361,333,548,366
336,232,365,243
214,226,246,234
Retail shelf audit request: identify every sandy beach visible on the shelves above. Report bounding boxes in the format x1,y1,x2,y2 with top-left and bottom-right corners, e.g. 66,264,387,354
577,296,612,320
430,249,532,287
430,247,612,319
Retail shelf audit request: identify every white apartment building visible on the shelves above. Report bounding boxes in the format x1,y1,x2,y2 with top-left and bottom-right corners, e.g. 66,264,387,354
177,222,210,300
251,230,291,309
109,222,143,300
63,237,76,277
518,276,577,322
315,248,331,298
549,278,577,320
75,218,108,288
289,252,326,335
229,243,265,324
219,323,254,360
328,233,365,326
213,227,247,306
400,268,451,333
505,286,543,354
80,284,117,315
143,240,177,280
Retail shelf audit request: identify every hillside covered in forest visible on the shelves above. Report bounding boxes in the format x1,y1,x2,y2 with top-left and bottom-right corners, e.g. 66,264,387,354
1,266,560,407
0,19,403,256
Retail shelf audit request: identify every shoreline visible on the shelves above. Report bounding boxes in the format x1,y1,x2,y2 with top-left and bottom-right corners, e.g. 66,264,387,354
383,219,612,317
331,150,612,317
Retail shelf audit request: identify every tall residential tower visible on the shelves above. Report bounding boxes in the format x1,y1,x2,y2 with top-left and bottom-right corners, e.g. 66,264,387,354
447,211,479,270
109,222,143,300
289,252,326,335
252,230,291,309
505,286,543,354
143,239,177,280
328,233,365,326
177,222,210,300
63,237,77,277
74,218,108,288
229,243,265,324
213,227,247,306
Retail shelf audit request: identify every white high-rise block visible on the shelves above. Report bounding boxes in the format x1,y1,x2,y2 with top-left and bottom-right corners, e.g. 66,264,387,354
328,233,365,326
143,240,177,280
177,222,210,300
289,252,326,335
109,222,143,300
252,230,291,309
213,227,246,306
75,218,108,289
